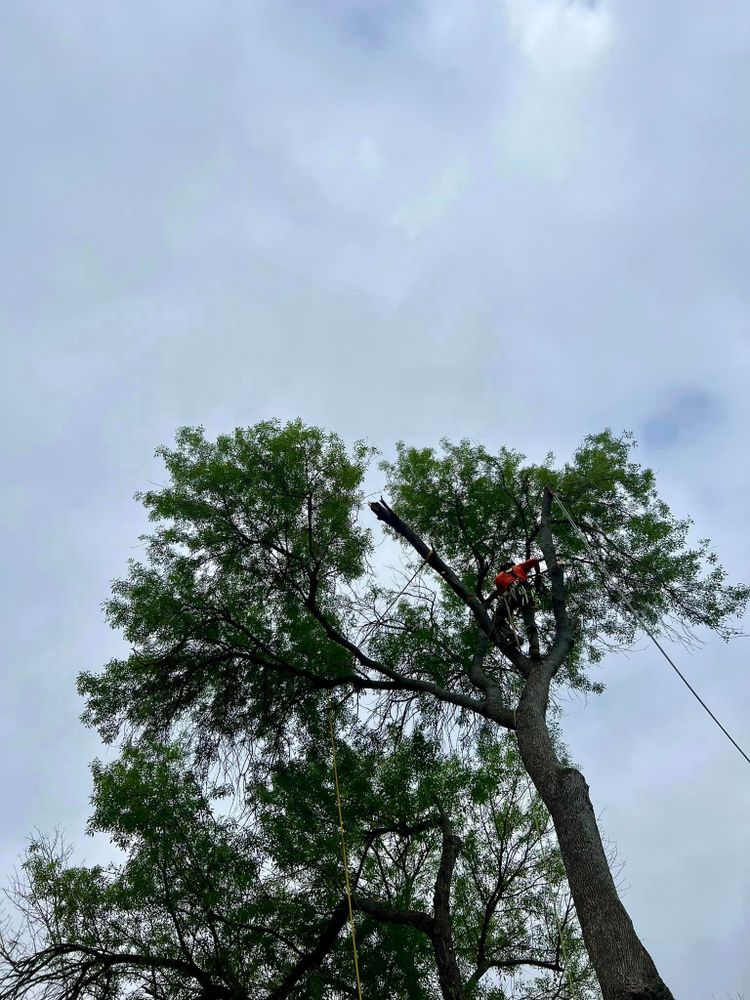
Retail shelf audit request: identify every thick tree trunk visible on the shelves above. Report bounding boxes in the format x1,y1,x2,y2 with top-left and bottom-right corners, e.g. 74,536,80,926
514,680,675,1000
431,932,464,1000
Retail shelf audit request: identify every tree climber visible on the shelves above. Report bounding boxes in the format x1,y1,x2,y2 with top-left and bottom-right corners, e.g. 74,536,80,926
487,557,542,609
494,557,542,599
486,557,544,649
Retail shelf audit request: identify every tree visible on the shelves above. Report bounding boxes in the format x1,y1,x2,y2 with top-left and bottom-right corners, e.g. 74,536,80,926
1,729,596,999
16,421,747,998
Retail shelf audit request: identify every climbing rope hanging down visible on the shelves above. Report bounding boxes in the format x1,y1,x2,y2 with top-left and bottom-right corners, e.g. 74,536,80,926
550,489,750,769
327,699,364,999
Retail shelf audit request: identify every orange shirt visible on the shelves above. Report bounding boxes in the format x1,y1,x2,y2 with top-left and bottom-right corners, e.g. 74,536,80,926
495,558,540,593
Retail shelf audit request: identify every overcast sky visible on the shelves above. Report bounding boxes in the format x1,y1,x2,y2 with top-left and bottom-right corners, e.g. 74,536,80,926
2,1,749,995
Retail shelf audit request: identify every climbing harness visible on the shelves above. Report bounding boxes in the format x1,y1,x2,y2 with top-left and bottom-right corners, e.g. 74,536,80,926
500,578,537,647
549,488,750,769
327,698,364,1000
503,593,521,645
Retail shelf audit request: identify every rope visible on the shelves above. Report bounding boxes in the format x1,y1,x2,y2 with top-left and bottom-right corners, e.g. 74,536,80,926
377,547,435,622
327,699,364,999
327,544,494,996
549,489,750,769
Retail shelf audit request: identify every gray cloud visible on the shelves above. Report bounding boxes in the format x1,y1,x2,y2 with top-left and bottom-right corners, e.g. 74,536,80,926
643,388,724,449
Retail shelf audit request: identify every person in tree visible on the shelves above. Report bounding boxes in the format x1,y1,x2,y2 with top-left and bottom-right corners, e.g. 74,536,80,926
495,557,542,596
486,557,543,609
486,557,546,650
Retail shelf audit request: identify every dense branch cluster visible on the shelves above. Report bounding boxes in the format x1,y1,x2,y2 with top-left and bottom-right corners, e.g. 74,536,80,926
0,735,593,1000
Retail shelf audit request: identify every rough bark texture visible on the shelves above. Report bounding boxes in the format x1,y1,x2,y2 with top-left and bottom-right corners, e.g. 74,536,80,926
431,934,464,1000
514,694,674,1000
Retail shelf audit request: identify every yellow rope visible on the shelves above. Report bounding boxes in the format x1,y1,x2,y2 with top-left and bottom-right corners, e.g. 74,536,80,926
323,544,435,996
327,698,364,1000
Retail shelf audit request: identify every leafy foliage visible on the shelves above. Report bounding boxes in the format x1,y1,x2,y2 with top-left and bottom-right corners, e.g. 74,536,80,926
3,420,745,1000
383,431,748,672
80,424,747,766
2,730,596,999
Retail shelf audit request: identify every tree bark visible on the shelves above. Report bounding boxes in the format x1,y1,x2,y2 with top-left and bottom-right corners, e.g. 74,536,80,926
431,932,465,1000
514,673,675,1000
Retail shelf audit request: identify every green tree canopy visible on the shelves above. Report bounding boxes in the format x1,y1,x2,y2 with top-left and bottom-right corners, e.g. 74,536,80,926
4,420,745,1000
80,424,745,760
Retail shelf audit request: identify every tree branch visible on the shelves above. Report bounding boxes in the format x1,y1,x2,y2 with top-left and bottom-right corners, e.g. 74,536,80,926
302,585,508,723
351,896,433,934
537,488,574,673
368,499,520,725
432,810,461,937
465,953,564,991
265,899,349,1000
1,944,230,1000
369,499,493,630
367,815,440,840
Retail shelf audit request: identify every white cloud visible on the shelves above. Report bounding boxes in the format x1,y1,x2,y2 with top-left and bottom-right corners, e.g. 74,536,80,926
505,0,614,72
391,159,470,240
492,1,615,181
